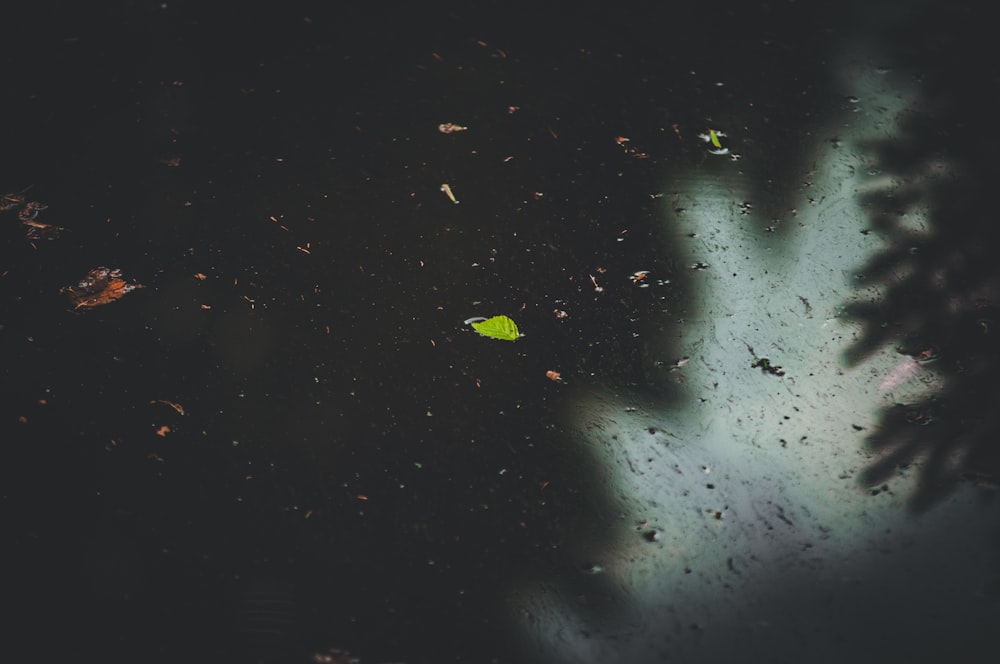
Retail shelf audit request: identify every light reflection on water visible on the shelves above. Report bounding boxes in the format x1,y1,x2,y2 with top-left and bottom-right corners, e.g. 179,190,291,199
506,49,1000,664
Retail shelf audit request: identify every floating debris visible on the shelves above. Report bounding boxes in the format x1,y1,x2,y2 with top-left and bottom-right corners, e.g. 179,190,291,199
615,135,649,159
629,270,651,286
17,201,47,221
2,192,65,240
698,129,727,147
751,357,785,376
151,399,186,415
62,267,144,310
906,345,940,363
904,406,934,426
21,218,65,240
438,122,468,134
440,183,459,204
1,191,27,211
309,647,361,664
466,315,521,341
696,129,734,156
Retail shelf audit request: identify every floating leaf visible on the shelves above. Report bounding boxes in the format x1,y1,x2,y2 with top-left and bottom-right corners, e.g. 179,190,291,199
61,266,143,310
470,315,520,341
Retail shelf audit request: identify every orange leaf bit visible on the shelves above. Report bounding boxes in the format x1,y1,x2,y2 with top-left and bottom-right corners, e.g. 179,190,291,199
152,399,185,415
62,267,143,310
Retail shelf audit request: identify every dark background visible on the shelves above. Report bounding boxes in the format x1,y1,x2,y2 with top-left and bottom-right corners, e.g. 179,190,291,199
3,1,997,663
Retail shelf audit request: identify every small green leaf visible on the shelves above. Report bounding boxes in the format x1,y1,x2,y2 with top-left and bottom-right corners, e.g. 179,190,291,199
471,315,520,341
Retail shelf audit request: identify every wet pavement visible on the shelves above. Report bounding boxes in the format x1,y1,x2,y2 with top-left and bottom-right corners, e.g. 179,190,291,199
3,1,999,663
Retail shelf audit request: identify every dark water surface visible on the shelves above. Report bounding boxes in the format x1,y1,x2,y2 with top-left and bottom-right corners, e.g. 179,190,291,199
4,1,998,663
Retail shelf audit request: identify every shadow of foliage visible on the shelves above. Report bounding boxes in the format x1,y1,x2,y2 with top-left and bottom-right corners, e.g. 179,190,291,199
843,4,1000,510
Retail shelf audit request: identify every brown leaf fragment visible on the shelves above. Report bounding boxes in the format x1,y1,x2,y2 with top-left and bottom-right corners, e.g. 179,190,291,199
18,201,48,220
61,267,144,310
1,192,26,210
21,219,65,240
152,399,185,415
3,196,64,239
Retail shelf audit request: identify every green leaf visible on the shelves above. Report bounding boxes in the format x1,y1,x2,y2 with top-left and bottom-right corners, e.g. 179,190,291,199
471,315,521,341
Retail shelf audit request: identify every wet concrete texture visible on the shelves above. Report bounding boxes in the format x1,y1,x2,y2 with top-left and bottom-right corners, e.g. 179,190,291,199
2,1,998,663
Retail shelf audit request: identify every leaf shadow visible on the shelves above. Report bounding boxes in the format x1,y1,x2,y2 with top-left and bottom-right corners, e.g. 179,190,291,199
842,12,1000,510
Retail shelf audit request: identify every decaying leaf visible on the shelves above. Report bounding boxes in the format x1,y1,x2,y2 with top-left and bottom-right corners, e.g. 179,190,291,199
62,267,144,310
2,193,65,240
0,192,26,210
21,219,65,240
